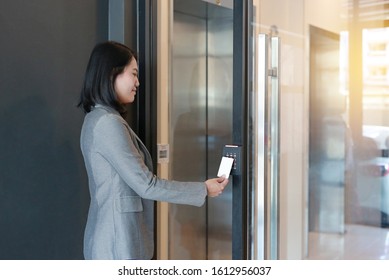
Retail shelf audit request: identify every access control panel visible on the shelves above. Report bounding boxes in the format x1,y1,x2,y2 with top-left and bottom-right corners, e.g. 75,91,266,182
222,145,242,176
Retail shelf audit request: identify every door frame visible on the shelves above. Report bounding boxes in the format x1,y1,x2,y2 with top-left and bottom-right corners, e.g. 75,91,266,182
232,0,251,260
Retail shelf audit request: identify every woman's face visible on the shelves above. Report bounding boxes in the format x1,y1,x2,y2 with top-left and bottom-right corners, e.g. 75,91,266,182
114,58,140,104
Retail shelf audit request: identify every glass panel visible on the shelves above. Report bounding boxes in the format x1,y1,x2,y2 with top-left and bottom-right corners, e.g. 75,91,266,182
168,0,233,260
252,0,389,259
305,1,389,259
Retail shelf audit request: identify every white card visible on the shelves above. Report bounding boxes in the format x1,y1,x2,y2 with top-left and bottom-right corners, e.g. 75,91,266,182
217,156,234,179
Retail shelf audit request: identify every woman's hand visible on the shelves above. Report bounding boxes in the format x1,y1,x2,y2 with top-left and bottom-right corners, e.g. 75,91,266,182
205,176,229,197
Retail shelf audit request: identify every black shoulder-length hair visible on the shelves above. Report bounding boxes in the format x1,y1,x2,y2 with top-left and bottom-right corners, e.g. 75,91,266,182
78,41,137,115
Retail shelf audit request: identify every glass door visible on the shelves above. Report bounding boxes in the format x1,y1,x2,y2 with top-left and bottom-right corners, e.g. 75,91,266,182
249,0,306,259
306,1,389,260
250,0,389,260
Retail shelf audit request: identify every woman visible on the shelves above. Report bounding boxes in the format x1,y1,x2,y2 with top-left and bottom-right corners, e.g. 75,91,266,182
78,41,228,260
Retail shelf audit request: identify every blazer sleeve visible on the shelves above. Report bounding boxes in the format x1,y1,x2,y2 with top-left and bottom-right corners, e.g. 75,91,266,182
93,114,207,207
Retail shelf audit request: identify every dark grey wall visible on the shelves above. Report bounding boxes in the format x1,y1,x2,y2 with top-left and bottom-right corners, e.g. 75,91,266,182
0,0,108,259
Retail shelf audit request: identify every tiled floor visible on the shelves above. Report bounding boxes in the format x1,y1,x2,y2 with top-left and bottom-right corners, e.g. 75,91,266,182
307,224,389,259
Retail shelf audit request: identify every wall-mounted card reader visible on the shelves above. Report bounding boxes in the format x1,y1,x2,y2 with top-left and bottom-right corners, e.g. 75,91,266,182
222,145,242,176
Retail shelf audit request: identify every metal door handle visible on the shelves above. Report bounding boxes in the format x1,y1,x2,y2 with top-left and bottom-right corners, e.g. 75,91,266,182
252,33,280,260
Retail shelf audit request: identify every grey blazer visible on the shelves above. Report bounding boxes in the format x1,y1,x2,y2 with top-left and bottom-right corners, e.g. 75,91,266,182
80,104,207,260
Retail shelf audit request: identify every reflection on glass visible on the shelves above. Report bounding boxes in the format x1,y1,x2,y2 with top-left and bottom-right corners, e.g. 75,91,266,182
308,19,389,259
309,25,345,235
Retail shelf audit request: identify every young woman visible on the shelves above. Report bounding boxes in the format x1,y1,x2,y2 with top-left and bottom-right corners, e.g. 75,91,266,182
78,41,228,260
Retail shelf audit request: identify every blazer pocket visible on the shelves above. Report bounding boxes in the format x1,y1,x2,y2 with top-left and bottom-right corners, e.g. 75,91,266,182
115,196,143,213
